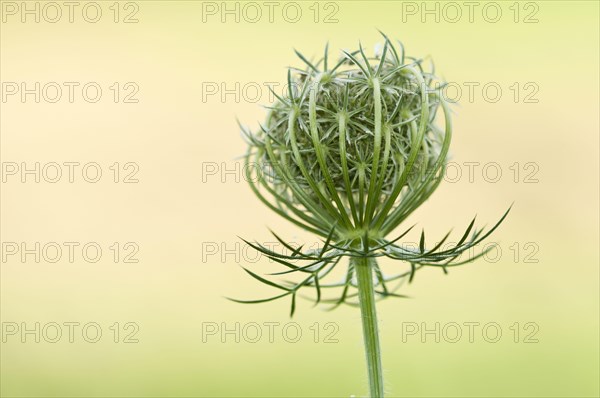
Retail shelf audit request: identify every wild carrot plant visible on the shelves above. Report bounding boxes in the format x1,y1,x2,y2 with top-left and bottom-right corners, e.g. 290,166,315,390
234,33,510,397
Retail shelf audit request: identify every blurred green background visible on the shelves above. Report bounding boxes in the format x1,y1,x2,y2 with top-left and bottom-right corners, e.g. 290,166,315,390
1,1,598,397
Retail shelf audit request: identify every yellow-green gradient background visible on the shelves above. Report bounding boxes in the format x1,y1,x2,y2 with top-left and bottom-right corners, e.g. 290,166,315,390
1,1,598,397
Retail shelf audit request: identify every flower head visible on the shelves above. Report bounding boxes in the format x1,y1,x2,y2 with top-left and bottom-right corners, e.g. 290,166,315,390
243,34,449,240
236,33,510,315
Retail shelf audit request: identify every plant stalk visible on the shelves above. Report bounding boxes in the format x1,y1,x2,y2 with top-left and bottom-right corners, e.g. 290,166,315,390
354,256,384,397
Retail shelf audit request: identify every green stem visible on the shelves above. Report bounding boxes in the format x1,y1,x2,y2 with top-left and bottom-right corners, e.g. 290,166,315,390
354,256,384,397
